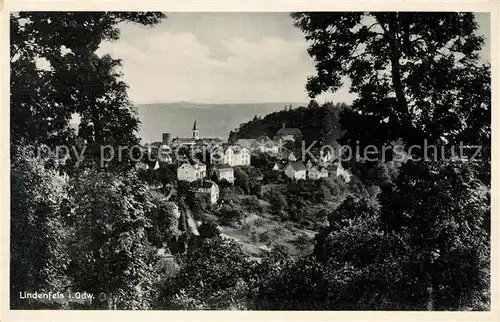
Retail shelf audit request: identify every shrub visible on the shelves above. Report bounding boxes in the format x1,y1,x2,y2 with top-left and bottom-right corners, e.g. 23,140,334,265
217,204,245,227
254,218,267,228
198,221,220,239
258,231,272,244
242,196,263,213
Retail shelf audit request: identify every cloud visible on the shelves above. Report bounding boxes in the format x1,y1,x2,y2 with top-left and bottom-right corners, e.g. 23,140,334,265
97,28,355,105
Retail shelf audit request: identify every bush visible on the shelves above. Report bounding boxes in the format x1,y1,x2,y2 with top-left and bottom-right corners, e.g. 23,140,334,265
157,237,254,309
265,192,288,217
254,218,267,228
217,204,245,227
293,233,310,253
258,231,272,244
242,196,263,213
198,221,220,239
271,226,286,237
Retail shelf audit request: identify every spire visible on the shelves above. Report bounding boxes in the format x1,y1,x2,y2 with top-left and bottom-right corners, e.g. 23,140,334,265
192,119,200,140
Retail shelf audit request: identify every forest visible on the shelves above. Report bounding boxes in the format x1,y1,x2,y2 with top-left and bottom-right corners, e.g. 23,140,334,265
228,101,348,147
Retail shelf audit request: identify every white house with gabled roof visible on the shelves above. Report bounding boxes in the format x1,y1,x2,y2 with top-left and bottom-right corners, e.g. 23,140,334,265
177,159,206,182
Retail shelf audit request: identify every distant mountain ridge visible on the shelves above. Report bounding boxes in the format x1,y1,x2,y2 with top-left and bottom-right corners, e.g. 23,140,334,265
135,102,306,143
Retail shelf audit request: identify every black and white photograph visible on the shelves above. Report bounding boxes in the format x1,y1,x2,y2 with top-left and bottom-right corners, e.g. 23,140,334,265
7,8,494,314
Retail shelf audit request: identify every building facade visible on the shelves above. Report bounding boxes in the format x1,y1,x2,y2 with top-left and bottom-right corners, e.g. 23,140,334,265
193,180,220,205
211,145,251,166
284,161,307,180
177,160,206,182
307,165,329,180
213,164,235,183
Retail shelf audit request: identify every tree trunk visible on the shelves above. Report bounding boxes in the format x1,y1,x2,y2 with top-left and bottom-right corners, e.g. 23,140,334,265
384,14,415,145
426,284,434,310
424,271,434,310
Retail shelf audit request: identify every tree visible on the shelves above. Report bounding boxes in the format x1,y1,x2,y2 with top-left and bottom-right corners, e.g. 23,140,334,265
11,12,166,171
10,150,71,309
293,233,311,254
234,167,250,194
291,12,490,180
292,12,491,310
198,221,220,239
217,203,244,227
10,12,168,310
265,191,288,218
67,170,157,309
157,237,253,309
307,99,320,109
378,160,490,310
251,152,270,169
252,256,324,309
146,199,181,247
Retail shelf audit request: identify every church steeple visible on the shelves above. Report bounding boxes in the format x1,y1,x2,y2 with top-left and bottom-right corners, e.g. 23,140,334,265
192,119,199,140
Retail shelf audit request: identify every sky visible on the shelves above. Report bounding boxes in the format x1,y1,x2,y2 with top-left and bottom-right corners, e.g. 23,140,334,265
97,12,491,105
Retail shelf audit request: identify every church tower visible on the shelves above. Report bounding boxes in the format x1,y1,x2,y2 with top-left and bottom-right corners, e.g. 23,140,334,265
192,119,199,140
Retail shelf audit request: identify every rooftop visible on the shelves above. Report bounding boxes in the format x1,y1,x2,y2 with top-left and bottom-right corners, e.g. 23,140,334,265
213,163,233,170
287,160,307,172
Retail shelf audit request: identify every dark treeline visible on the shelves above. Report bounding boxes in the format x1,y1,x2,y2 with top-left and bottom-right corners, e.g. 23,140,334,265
228,101,348,146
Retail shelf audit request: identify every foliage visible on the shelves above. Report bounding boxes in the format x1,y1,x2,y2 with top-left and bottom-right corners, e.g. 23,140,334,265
312,161,491,310
242,195,264,213
234,166,250,194
294,233,311,253
146,199,181,247
10,151,71,308
378,160,490,309
157,237,254,309
11,12,166,171
291,12,490,183
217,203,245,227
66,170,157,309
251,152,271,169
186,190,210,218
198,221,221,239
264,191,288,219
228,101,347,147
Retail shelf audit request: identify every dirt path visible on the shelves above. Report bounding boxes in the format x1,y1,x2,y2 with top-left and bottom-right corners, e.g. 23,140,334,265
180,200,199,236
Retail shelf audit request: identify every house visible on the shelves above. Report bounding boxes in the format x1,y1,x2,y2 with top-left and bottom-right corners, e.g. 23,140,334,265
170,120,223,148
272,160,287,171
235,139,258,151
212,164,235,183
284,160,307,180
274,123,302,142
308,165,329,180
202,138,224,148
177,159,206,182
135,161,150,171
157,146,173,163
319,142,341,165
193,180,220,205
279,150,298,161
257,139,280,154
257,135,273,143
336,162,352,183
210,145,251,166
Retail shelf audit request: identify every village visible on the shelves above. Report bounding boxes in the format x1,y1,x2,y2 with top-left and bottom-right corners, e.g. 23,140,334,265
10,11,490,311
137,119,352,207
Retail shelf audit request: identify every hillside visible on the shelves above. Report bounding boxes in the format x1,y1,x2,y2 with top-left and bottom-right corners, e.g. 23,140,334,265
228,102,348,146
135,102,306,143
